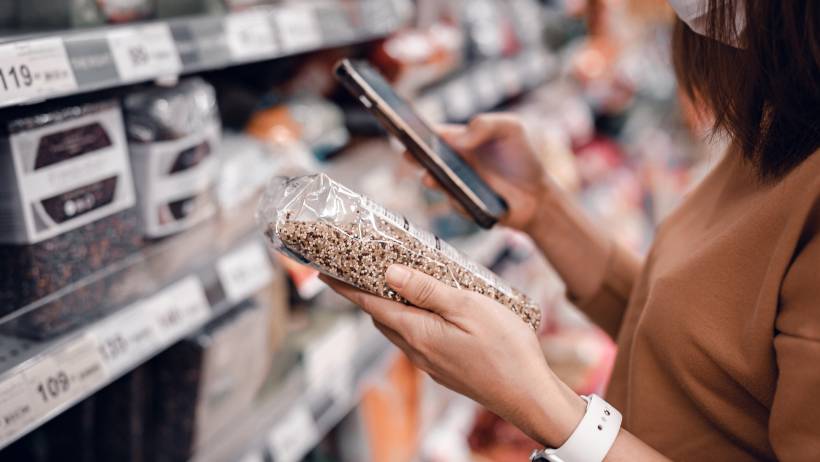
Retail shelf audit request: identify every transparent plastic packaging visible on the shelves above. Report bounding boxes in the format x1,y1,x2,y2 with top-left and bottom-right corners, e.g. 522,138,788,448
257,173,541,330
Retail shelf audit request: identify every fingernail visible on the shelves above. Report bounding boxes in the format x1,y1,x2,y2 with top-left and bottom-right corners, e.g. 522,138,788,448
386,265,410,289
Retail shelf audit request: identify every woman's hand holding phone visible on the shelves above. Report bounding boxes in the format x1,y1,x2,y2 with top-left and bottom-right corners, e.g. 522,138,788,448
413,113,552,233
408,112,617,302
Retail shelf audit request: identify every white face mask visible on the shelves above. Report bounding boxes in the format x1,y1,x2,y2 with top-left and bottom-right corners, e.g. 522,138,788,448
667,0,745,47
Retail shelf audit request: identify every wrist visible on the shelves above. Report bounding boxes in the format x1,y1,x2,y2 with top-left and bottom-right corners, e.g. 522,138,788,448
524,368,588,448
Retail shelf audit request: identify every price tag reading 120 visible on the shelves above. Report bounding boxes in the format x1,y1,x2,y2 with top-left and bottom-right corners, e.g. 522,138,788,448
0,38,78,106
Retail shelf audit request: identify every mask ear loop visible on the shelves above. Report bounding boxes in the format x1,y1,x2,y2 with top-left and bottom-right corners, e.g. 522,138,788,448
667,0,746,48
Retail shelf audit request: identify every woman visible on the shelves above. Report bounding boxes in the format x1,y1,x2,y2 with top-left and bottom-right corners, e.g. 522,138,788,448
323,1,820,460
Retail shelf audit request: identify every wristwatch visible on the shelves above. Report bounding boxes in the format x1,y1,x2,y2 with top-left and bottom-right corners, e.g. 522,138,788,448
530,394,622,462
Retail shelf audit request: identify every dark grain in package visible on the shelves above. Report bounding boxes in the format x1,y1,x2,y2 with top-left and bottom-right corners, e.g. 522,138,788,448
0,100,142,327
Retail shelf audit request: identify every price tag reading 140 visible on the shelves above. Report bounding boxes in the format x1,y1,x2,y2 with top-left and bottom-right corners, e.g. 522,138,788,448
0,38,78,105
146,276,211,345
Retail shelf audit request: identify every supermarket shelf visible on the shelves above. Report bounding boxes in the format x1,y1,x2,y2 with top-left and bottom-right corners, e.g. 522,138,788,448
0,202,278,450
191,229,512,462
415,48,559,123
0,0,411,109
192,313,396,462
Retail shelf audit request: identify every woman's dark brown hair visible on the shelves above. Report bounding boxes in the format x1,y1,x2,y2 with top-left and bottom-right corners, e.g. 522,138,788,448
673,1,820,179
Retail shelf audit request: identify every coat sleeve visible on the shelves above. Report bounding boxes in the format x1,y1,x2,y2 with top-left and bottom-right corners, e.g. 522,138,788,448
769,232,820,460
569,240,642,339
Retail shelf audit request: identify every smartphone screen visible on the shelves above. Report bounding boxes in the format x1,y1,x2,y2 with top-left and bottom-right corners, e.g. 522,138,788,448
336,60,508,228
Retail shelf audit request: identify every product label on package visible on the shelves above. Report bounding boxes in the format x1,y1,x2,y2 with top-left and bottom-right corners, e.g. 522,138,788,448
0,38,78,106
5,104,135,244
128,122,220,238
361,195,517,298
108,24,182,81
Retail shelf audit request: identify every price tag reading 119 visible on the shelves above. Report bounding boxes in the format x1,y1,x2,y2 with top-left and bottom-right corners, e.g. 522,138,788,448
0,38,78,105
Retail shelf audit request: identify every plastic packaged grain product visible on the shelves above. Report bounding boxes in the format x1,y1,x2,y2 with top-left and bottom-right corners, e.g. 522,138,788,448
257,173,541,330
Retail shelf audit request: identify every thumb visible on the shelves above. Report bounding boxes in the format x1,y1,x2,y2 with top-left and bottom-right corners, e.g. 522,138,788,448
385,265,464,318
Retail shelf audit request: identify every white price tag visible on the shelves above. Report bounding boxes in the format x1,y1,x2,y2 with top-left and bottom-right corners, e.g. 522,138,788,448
0,38,77,105
498,60,523,96
275,5,322,52
93,303,161,377
303,318,358,393
25,335,106,405
147,276,211,345
443,80,475,121
414,96,446,125
473,67,501,108
217,241,274,303
238,450,265,462
225,11,279,61
108,24,182,81
267,404,319,462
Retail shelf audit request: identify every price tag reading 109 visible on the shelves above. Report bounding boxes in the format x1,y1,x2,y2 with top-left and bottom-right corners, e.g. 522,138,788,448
0,38,78,105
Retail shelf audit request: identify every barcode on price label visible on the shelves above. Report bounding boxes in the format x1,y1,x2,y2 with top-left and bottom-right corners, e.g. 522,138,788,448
0,374,36,446
217,240,274,303
274,5,323,53
108,24,182,81
225,11,279,61
147,276,211,345
92,302,161,377
267,404,319,462
0,38,78,106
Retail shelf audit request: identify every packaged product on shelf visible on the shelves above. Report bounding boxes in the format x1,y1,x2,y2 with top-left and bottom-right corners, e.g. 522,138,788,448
0,99,142,318
156,0,274,17
257,173,541,330
18,0,155,28
124,78,221,238
215,134,282,211
94,365,153,462
246,95,350,161
3,397,97,462
151,300,273,462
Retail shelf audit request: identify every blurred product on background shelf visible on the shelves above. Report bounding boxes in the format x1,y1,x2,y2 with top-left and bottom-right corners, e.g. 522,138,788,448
124,78,221,238
336,354,422,462
0,99,141,317
152,299,276,462
246,95,350,161
94,365,153,462
18,0,156,29
156,0,276,17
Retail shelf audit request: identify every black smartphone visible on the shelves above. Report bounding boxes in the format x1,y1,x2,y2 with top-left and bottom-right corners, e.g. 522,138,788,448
334,59,508,229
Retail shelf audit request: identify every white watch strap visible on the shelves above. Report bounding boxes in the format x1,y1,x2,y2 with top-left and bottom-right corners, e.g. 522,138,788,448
531,394,622,462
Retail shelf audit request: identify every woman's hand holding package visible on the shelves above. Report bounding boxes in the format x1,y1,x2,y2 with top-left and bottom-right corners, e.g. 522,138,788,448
320,265,586,449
